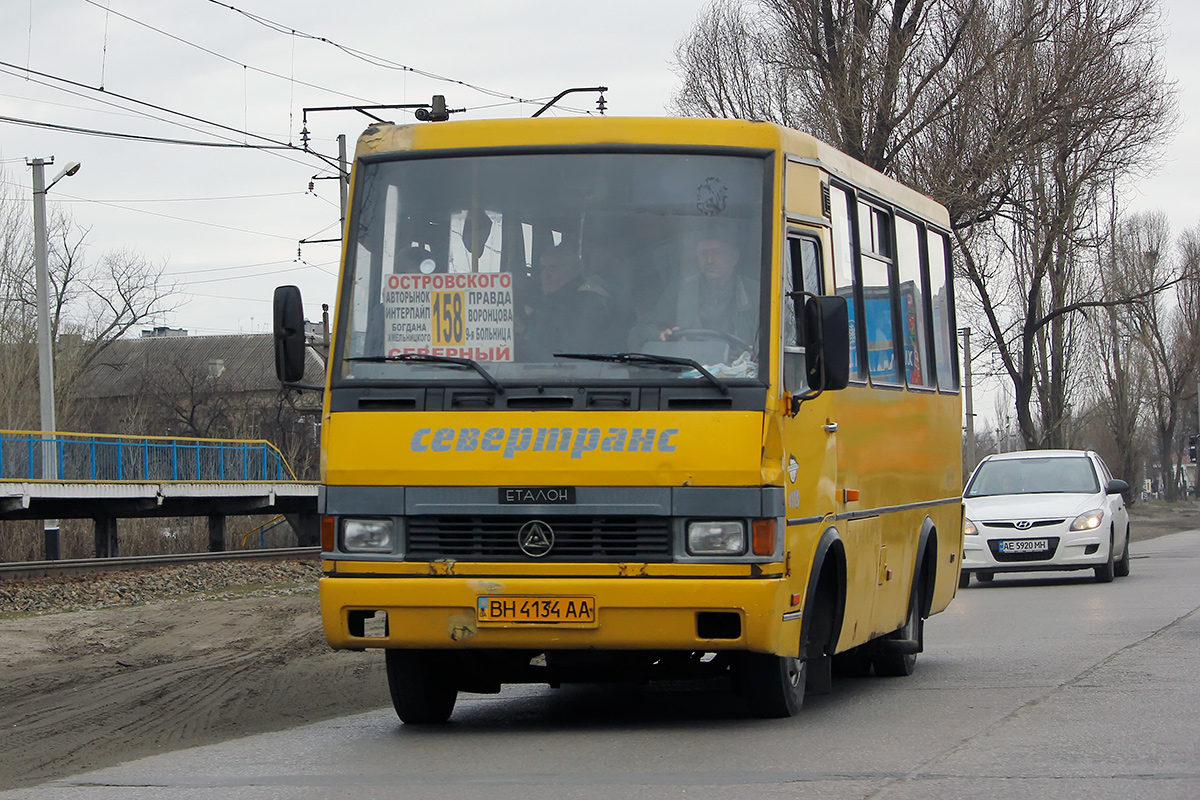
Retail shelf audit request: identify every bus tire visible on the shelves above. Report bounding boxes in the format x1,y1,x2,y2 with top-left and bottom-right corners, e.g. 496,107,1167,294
385,649,458,724
873,573,924,678
734,651,805,718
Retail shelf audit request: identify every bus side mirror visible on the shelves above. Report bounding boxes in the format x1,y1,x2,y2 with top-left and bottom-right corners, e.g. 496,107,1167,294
274,285,306,383
803,295,850,391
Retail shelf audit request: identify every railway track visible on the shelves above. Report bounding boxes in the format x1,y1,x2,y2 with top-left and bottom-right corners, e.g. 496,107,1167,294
0,547,321,581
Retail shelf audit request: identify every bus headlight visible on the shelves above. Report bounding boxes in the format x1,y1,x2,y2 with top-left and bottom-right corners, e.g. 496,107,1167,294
342,518,394,553
687,521,746,555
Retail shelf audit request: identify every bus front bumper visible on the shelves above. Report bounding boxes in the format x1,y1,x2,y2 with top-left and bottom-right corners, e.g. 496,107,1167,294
319,573,800,657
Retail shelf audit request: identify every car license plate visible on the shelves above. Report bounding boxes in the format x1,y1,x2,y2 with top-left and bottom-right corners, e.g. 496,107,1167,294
999,539,1050,553
477,596,597,625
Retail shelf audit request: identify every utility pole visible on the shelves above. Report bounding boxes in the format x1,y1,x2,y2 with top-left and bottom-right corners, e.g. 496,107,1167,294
337,133,348,231
961,327,975,471
28,156,80,559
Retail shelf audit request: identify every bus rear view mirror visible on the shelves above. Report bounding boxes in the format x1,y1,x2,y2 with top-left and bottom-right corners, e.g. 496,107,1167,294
274,284,306,383
804,295,850,391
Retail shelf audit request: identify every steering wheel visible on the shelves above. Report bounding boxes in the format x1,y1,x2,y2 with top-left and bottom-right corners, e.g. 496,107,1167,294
665,328,754,356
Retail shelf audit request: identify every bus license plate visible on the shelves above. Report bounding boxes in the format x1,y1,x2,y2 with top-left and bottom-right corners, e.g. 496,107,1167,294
999,539,1049,553
477,596,596,625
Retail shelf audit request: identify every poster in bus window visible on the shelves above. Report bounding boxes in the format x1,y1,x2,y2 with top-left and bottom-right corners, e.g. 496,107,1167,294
903,286,923,385
381,272,515,362
862,287,899,383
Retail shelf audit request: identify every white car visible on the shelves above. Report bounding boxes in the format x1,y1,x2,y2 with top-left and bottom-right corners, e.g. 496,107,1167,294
961,449,1131,586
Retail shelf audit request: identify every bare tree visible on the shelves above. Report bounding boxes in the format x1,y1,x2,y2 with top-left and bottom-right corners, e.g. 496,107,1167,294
671,0,1176,451
1105,212,1193,499
1082,210,1159,500
0,166,179,433
956,0,1176,449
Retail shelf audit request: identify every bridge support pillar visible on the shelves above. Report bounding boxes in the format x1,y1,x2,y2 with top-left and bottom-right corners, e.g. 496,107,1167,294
208,515,226,552
93,516,119,558
285,512,320,547
43,521,60,561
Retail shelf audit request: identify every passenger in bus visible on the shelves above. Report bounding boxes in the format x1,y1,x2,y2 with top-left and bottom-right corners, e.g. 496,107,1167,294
628,230,758,356
397,245,438,274
520,244,614,360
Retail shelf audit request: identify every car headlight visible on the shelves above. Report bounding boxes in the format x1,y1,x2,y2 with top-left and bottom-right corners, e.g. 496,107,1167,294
1069,509,1105,531
687,521,746,555
342,518,394,553
964,519,978,536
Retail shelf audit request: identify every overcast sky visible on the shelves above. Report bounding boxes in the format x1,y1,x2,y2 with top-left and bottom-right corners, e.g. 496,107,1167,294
1,0,1197,340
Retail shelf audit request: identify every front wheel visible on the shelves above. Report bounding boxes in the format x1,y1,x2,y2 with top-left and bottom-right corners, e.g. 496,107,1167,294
958,570,971,589
385,650,459,724
1095,530,1116,583
1114,527,1131,577
734,652,805,718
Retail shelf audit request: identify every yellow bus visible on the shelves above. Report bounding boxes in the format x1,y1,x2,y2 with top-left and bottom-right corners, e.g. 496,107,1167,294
274,115,964,723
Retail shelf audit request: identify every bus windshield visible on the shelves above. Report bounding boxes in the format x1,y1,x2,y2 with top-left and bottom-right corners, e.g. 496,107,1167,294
337,150,769,384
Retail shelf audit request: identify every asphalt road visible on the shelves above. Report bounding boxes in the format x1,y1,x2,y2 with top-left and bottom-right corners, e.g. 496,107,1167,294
8,530,1200,800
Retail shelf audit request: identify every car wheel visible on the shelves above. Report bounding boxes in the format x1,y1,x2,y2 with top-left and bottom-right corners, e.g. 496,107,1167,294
975,571,994,583
385,649,459,724
958,570,971,589
1114,526,1131,578
1094,530,1116,583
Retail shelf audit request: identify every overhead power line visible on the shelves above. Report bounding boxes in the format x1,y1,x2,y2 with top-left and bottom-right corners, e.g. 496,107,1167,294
202,0,542,107
54,191,299,240
0,59,341,171
0,112,290,149
77,0,383,108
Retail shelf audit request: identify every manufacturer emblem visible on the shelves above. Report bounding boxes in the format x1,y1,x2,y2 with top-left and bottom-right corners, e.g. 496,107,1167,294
1014,520,1033,530
517,520,555,557
786,455,800,483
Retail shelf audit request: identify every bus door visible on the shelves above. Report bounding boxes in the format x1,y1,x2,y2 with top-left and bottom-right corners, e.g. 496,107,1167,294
780,232,871,647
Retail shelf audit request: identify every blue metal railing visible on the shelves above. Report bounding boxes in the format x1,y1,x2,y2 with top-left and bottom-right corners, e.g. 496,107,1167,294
0,430,296,482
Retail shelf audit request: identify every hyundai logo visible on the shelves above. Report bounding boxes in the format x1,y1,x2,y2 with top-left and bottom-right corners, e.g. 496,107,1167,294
1014,520,1033,530
517,520,555,557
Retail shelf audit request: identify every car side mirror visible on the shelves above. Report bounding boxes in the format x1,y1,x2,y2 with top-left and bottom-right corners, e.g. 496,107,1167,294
273,285,306,383
1106,478,1130,495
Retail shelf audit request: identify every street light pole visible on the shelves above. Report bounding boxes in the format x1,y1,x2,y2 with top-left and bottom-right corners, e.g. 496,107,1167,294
27,156,80,560
960,327,975,471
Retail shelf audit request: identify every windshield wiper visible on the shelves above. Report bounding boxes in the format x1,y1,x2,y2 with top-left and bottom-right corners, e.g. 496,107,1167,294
346,353,504,393
554,352,728,395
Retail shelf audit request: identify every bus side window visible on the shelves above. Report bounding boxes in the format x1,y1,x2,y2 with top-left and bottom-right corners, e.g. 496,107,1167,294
784,236,822,347
927,230,958,392
828,185,863,382
895,216,935,389
857,200,901,385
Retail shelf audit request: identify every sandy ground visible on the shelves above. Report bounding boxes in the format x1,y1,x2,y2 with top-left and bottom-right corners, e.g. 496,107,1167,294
0,589,389,792
1,501,1196,792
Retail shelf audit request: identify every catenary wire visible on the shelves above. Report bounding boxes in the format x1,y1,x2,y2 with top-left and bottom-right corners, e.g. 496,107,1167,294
0,60,342,171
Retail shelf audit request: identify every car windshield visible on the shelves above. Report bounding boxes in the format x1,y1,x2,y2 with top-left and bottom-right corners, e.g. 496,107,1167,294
335,150,769,385
965,456,1101,497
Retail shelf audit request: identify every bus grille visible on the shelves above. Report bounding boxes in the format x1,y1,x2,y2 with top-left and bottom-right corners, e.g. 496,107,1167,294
406,515,673,561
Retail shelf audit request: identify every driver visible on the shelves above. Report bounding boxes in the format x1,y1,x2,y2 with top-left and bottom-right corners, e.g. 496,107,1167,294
628,229,759,351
